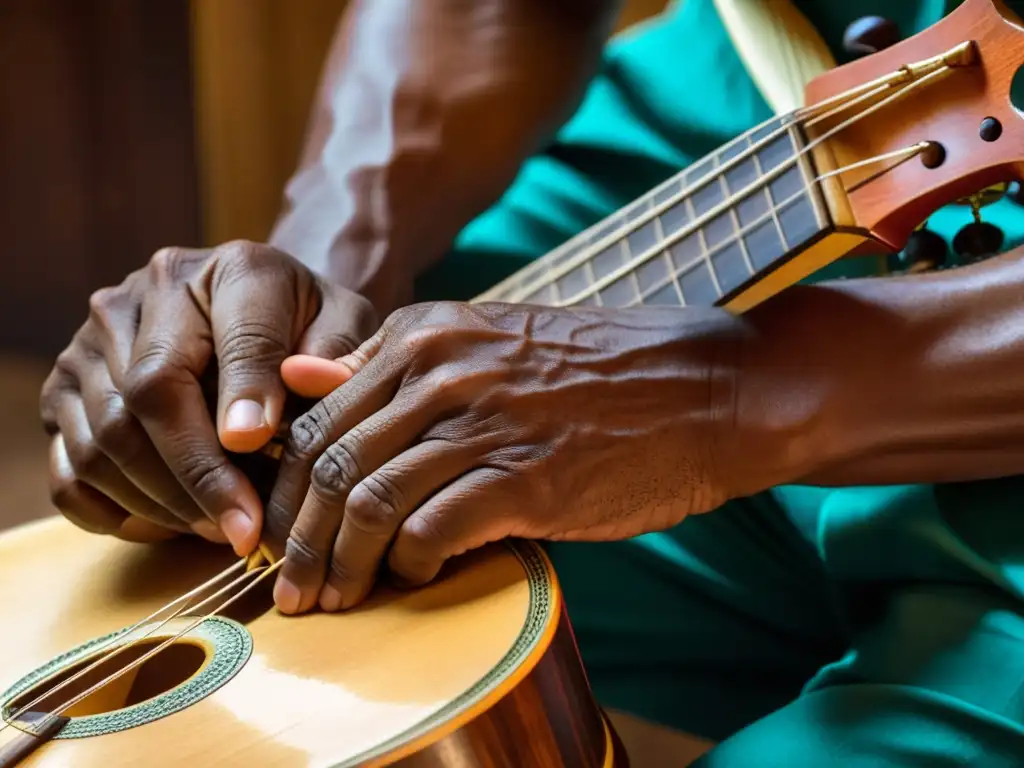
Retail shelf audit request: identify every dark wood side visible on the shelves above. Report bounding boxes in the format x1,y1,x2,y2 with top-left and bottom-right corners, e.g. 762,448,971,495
0,0,200,357
0,712,69,768
396,604,621,768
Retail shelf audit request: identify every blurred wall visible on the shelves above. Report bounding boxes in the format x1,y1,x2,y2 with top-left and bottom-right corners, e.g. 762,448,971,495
0,0,200,357
190,0,671,246
0,0,668,359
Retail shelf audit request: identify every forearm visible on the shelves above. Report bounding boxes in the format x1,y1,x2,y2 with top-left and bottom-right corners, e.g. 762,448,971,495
269,0,619,314
738,249,1024,490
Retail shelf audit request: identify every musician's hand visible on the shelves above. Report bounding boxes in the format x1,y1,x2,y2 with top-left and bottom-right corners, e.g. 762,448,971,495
39,240,376,554
268,301,763,614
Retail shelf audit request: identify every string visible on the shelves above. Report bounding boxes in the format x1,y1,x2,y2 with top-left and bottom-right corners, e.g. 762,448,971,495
0,558,279,732
47,560,284,720
486,43,969,306
0,558,247,733
616,143,929,309
545,63,950,308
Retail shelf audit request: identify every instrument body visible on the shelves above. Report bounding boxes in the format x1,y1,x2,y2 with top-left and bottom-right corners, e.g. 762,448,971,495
4,0,1024,764
0,519,617,767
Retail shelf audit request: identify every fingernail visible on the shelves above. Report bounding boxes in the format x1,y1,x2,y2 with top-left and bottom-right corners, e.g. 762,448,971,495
274,578,301,614
320,584,343,612
192,518,228,544
220,508,254,553
225,399,265,432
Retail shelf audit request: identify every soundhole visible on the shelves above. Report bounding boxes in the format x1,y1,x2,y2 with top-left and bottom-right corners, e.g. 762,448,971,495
8,640,208,718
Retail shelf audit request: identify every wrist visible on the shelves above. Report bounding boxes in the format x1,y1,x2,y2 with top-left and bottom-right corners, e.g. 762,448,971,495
724,295,837,496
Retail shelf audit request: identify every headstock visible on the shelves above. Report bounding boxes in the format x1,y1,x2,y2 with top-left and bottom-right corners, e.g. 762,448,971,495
803,0,1024,250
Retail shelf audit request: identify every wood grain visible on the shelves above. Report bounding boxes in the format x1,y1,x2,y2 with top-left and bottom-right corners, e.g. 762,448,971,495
804,0,1024,249
0,518,613,767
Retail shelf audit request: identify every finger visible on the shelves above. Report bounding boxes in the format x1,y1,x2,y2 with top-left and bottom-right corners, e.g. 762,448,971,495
55,393,193,534
319,439,477,612
273,391,440,614
195,244,320,454
294,283,378,359
49,434,174,544
388,468,515,587
263,327,395,552
40,361,75,436
280,355,357,399
126,286,262,555
77,357,219,538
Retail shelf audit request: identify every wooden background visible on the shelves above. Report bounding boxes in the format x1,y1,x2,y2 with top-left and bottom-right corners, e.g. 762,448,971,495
0,0,667,359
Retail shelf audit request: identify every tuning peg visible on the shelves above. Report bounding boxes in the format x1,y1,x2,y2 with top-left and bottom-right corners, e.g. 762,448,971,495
843,16,901,58
952,196,1004,262
890,226,948,273
953,221,1004,261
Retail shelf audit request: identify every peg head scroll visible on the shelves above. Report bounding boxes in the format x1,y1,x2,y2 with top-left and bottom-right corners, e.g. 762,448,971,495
802,0,1024,252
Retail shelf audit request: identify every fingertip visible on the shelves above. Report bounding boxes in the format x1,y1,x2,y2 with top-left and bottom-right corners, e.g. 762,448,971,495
273,577,302,615
220,399,276,453
281,355,355,398
221,508,260,557
319,584,344,612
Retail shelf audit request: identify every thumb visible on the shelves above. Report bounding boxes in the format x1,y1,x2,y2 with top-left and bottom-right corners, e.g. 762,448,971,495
281,355,357,398
199,244,320,454
281,322,386,398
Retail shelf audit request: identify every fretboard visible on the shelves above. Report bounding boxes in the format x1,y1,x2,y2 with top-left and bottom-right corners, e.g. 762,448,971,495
475,113,833,310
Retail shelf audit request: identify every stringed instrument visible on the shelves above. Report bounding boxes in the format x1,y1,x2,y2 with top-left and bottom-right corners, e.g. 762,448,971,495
4,0,1024,764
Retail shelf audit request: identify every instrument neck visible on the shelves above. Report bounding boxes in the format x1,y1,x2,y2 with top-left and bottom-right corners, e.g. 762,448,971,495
474,112,853,311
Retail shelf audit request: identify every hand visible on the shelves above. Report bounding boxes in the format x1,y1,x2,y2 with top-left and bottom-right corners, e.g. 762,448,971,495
40,240,377,553
267,301,757,614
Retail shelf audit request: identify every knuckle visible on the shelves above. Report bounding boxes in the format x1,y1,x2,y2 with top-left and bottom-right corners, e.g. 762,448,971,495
48,476,78,511
400,513,451,557
63,436,105,482
90,392,136,452
52,348,82,381
148,246,184,277
287,408,333,461
86,286,120,318
327,557,359,588
214,239,260,267
285,531,324,571
346,474,404,535
149,246,206,284
123,346,189,414
217,318,290,372
310,442,362,503
213,240,286,283
177,454,231,500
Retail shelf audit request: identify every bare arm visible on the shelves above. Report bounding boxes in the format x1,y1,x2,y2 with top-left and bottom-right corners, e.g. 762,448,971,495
268,0,621,314
738,250,1024,491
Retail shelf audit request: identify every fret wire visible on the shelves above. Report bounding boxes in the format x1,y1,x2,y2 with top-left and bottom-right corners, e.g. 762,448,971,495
724,136,758,277
619,232,644,305
749,131,791,251
547,131,819,307
685,194,722,298
487,59,953,305
652,206,686,305
582,257,601,306
671,185,804,286
792,126,829,231
578,184,808,309
488,113,796,303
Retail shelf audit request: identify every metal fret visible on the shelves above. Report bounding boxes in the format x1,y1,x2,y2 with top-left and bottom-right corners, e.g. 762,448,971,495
489,115,830,310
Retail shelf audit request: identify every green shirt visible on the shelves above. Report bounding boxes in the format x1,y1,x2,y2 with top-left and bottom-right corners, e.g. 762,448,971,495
420,0,1024,602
